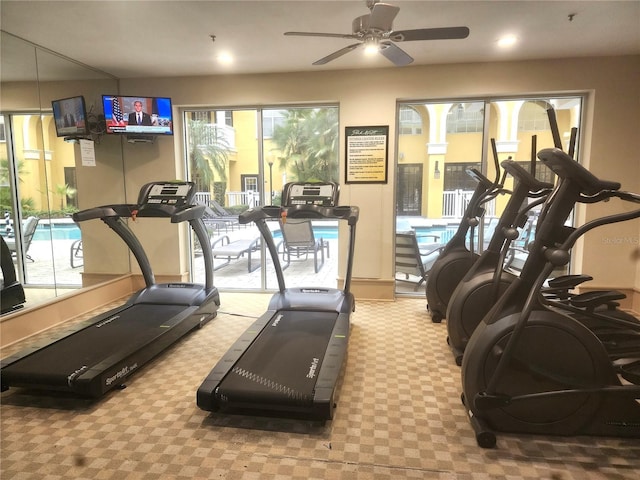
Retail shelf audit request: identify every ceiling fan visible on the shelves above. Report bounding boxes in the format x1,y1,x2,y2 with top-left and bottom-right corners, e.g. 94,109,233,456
284,0,470,67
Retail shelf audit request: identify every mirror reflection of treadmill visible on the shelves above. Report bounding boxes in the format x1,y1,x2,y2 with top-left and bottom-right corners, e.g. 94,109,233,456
197,181,358,421
0,235,26,314
0,181,220,398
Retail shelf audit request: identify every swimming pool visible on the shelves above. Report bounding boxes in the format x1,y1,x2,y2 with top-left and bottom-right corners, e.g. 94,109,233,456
272,224,338,240
33,223,81,241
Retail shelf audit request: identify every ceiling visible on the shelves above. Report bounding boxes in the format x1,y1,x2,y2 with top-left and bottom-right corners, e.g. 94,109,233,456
1,0,639,81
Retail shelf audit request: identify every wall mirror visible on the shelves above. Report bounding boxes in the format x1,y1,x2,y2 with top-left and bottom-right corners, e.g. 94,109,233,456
1,30,129,313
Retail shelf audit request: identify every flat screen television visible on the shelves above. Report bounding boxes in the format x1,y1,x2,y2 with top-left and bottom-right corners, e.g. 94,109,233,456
52,95,89,138
102,95,173,136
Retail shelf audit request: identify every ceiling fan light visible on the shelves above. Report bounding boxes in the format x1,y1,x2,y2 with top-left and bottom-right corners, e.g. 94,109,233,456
364,37,379,55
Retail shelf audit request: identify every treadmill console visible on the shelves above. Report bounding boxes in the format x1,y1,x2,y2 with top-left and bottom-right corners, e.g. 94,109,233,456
138,181,197,208
282,182,339,207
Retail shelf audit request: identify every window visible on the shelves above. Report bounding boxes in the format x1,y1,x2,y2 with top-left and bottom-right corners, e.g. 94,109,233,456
224,110,233,127
446,104,484,133
514,161,555,185
184,104,340,292
444,163,482,190
399,106,423,135
262,110,285,138
518,101,552,131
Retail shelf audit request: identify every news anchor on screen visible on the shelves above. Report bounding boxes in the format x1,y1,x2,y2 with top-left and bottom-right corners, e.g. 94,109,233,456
128,100,152,126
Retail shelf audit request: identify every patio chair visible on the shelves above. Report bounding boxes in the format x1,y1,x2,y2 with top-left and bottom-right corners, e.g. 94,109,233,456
5,216,39,262
395,231,443,290
211,235,261,273
70,239,83,268
279,219,329,273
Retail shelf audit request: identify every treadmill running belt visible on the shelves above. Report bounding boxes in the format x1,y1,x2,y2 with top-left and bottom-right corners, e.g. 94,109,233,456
2,304,187,388
218,310,338,406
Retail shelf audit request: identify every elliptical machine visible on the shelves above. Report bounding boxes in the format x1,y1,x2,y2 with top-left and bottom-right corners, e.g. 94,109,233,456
445,159,553,365
426,139,505,323
461,147,640,448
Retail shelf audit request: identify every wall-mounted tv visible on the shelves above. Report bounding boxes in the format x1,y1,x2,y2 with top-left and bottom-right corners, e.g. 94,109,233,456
52,95,88,138
102,95,173,135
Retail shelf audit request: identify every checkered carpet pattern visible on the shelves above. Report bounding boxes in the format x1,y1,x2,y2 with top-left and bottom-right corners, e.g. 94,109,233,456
1,294,638,479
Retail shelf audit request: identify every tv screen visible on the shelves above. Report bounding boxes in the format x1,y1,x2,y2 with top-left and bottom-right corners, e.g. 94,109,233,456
52,96,88,138
102,95,173,135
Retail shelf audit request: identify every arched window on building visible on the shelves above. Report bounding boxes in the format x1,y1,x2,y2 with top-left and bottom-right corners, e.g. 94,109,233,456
517,100,552,131
398,106,423,135
446,103,484,133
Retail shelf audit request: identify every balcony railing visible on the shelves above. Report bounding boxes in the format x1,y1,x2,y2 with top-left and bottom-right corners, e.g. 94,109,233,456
198,124,235,149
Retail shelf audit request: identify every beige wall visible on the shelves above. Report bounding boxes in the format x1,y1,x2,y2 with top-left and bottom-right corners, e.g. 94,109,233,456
110,55,639,300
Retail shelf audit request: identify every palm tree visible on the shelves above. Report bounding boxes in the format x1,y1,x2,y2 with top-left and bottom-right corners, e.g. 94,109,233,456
186,119,231,203
0,158,34,215
54,183,77,210
303,108,339,182
271,108,339,183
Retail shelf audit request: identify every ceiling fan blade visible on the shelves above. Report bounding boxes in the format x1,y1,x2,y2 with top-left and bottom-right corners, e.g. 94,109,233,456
284,31,358,40
313,43,362,65
390,26,470,42
379,41,413,66
368,3,400,32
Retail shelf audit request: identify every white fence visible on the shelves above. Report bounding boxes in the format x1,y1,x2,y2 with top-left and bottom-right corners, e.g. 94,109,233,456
226,191,260,207
194,192,210,206
443,189,495,218
195,191,260,208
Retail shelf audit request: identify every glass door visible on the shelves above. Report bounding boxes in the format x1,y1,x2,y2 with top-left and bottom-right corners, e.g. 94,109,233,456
395,101,486,294
185,105,340,292
395,96,583,295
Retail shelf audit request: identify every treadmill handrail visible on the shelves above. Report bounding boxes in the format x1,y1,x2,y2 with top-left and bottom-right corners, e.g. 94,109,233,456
72,204,137,222
73,201,212,290
240,205,359,224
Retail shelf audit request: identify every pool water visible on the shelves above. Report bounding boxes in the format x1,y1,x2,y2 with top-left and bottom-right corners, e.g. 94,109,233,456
33,223,81,241
273,226,338,240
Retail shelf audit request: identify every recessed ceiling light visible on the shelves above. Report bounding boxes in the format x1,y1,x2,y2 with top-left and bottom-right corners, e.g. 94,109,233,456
217,52,234,65
497,35,518,48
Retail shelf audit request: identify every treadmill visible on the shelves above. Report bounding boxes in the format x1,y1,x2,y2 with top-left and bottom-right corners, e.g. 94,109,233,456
0,181,220,397
197,182,358,421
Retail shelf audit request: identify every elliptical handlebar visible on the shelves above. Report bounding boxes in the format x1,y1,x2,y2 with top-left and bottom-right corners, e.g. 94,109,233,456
501,160,554,193
538,148,621,195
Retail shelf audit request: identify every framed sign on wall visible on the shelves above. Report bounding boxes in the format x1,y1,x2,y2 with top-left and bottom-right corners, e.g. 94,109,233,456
345,125,389,184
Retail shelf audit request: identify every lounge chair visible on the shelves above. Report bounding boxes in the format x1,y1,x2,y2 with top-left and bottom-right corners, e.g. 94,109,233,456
211,235,260,272
395,231,443,290
204,201,240,233
5,216,39,262
279,219,329,273
210,200,237,219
